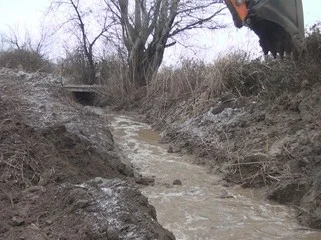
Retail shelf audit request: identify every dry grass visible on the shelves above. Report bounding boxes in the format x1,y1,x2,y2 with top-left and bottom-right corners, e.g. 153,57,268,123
141,24,321,117
0,49,52,73
0,95,46,188
98,56,133,105
148,54,316,103
0,74,117,188
306,22,321,62
0,81,63,188
62,50,93,85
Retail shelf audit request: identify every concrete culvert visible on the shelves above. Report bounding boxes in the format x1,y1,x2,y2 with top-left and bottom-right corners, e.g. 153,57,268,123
72,91,96,105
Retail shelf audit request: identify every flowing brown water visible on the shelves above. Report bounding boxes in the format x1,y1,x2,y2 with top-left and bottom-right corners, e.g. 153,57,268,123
104,111,321,240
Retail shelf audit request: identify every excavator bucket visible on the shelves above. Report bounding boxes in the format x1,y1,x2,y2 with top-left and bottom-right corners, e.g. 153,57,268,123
225,0,306,58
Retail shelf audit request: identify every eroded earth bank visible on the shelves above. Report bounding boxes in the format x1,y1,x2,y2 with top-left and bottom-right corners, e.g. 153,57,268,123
0,68,174,240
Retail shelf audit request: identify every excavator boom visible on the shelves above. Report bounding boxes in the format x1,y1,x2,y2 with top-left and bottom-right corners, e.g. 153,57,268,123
225,0,306,58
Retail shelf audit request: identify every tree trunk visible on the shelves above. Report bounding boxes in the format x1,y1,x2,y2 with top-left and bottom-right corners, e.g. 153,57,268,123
128,43,146,87
87,57,96,85
128,44,164,88
112,0,223,88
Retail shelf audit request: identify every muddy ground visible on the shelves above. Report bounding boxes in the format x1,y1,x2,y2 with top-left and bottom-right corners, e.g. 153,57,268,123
142,62,321,229
0,68,175,240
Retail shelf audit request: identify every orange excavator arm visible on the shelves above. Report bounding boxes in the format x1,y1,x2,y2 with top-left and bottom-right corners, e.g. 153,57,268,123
225,0,248,25
224,0,306,59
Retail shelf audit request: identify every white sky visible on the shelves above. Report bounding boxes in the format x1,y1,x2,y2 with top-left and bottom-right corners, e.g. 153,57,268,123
164,1,321,65
0,0,320,64
0,0,49,31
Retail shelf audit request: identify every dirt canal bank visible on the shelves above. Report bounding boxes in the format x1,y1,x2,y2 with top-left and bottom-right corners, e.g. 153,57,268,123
0,68,174,240
97,108,321,240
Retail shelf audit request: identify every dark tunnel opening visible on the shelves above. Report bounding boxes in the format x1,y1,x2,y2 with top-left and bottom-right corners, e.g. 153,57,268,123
72,91,96,106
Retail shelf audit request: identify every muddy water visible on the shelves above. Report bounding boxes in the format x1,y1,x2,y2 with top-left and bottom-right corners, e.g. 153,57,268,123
105,111,321,240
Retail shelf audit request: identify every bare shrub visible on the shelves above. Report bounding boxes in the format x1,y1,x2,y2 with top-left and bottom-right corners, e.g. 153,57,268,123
49,0,113,84
144,37,321,117
150,60,206,98
204,54,302,99
306,22,321,62
62,49,92,84
99,56,130,100
0,49,52,73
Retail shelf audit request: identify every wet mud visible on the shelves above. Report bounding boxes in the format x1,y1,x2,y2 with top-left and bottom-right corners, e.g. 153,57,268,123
106,112,321,240
0,68,174,240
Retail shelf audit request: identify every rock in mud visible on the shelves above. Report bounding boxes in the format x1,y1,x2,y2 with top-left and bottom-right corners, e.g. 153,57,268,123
135,175,156,186
173,179,182,186
267,180,309,205
168,145,174,153
10,216,25,227
218,189,233,199
167,144,180,153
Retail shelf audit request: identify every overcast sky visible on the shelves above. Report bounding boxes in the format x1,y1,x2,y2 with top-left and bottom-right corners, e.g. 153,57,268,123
0,0,320,64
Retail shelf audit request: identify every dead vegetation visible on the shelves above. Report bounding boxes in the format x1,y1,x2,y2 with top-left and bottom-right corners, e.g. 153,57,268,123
143,53,320,118
0,49,52,73
141,24,321,118
0,95,43,188
137,25,321,229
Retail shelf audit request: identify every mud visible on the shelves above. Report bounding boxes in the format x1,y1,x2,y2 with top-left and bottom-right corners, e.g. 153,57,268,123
106,113,321,239
143,81,321,229
0,68,174,240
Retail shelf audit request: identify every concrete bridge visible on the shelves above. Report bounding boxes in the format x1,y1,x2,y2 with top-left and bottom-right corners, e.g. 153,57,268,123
62,84,106,105
63,84,104,93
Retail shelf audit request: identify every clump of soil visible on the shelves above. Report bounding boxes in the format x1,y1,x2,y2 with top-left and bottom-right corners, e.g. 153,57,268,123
0,178,174,240
0,68,175,240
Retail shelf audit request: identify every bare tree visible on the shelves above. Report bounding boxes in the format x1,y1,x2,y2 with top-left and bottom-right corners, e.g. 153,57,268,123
0,25,53,72
49,0,114,84
3,25,50,56
106,0,225,87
